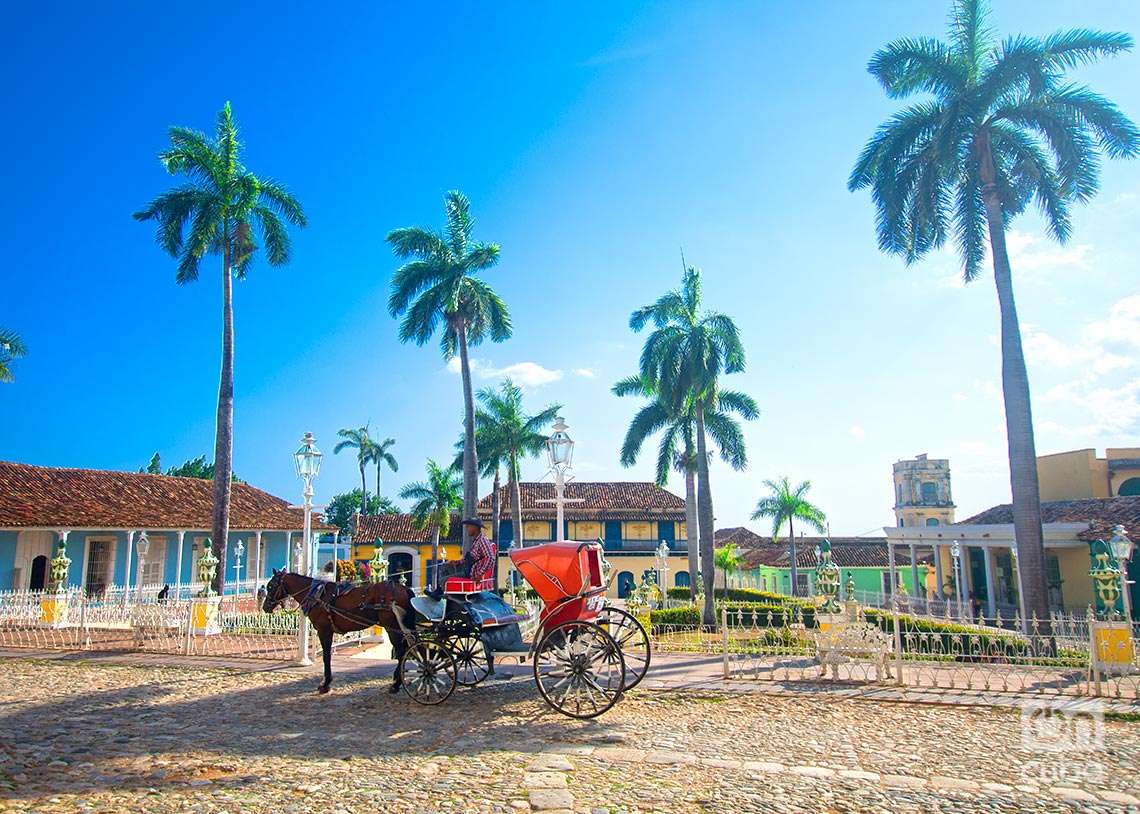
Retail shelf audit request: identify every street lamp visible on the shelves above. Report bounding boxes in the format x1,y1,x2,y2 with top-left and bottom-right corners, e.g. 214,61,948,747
1109,525,1134,622
951,540,965,619
544,417,575,542
293,431,323,665
135,531,150,601
233,539,245,588
655,540,670,599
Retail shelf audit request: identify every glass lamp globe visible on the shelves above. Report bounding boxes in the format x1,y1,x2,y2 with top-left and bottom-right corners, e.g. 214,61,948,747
293,432,323,479
1109,525,1134,562
547,417,574,467
137,531,150,557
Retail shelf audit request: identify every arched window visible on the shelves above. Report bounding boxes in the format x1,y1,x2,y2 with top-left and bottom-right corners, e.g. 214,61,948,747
674,571,690,588
921,482,938,503
617,571,635,598
926,518,939,527
898,517,905,527
1118,477,1140,496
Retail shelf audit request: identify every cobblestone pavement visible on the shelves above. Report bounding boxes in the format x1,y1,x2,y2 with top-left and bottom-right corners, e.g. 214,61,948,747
1,657,1138,814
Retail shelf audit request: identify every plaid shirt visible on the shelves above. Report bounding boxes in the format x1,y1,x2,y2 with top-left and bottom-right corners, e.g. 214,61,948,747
467,531,495,582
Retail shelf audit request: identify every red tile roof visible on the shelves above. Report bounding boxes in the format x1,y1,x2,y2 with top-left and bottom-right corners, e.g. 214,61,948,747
477,482,685,520
353,513,463,544
716,529,891,569
0,461,333,531
961,496,1140,541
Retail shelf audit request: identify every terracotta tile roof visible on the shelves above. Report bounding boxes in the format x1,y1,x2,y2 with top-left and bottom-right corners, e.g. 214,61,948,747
717,530,892,569
961,496,1140,541
476,482,686,520
353,513,463,545
0,461,333,531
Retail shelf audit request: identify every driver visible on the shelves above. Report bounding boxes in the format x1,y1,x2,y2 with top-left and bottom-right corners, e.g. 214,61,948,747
427,518,495,598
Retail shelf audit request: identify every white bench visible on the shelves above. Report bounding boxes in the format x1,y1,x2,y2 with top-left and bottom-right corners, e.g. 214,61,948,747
815,622,893,681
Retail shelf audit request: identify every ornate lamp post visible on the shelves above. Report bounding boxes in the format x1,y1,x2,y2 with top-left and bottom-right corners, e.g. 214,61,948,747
815,540,841,615
233,539,245,589
41,542,73,627
369,541,387,584
292,431,323,665
1109,525,1134,622
545,417,574,542
655,540,670,600
134,531,150,602
951,540,965,618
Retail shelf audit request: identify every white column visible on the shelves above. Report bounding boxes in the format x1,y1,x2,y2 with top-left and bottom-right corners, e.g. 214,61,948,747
253,531,263,594
887,542,897,600
174,531,186,598
123,530,135,604
982,546,997,619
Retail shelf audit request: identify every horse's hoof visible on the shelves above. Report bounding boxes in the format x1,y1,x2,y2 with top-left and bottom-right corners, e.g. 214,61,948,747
388,684,401,695
318,685,330,695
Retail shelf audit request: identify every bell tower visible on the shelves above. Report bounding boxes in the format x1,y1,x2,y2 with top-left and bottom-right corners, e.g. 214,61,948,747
893,453,955,528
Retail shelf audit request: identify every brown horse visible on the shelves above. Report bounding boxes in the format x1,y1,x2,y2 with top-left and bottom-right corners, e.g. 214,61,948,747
262,569,416,695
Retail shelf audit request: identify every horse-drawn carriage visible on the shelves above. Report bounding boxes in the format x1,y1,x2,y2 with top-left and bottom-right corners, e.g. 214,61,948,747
400,540,650,719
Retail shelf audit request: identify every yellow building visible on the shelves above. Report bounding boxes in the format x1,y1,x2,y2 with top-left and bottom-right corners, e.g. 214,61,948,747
351,481,691,598
1038,448,1140,500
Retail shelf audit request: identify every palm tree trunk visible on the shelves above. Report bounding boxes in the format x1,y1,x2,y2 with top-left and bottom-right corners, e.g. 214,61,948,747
431,526,441,589
978,131,1050,628
210,242,234,596
684,459,699,604
457,320,479,553
359,462,368,514
694,403,716,628
376,465,382,510
788,515,798,598
491,467,502,587
510,459,523,550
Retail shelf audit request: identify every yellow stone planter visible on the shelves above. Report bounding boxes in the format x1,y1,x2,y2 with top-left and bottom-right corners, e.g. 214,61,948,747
1092,621,1136,673
40,594,70,628
190,596,222,636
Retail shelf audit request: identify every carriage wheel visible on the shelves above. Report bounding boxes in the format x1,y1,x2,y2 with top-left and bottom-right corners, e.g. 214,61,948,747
448,632,491,687
597,606,651,691
399,640,457,705
533,621,626,719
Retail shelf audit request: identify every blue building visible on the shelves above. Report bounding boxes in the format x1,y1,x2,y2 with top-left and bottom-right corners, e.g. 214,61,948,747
0,461,330,594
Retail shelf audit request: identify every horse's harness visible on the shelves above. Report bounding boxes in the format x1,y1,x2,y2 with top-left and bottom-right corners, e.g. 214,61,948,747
277,575,400,634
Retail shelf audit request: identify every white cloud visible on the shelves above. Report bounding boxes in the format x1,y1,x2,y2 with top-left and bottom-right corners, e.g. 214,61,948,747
574,368,597,379
849,425,866,441
952,392,968,402
446,357,564,388
1042,379,1140,438
1005,229,1092,279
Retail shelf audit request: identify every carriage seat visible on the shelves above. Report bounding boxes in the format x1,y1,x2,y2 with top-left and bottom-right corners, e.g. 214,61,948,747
444,577,495,595
410,595,447,622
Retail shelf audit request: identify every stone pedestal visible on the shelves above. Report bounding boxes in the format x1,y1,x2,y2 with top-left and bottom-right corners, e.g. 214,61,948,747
816,613,845,633
190,596,222,636
1091,620,1136,675
40,594,70,628
844,600,860,623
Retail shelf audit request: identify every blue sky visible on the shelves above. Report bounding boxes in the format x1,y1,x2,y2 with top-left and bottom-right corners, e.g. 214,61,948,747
2,2,1139,535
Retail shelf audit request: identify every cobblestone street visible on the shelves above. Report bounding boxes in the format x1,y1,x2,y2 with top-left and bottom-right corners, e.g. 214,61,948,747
1,656,1138,814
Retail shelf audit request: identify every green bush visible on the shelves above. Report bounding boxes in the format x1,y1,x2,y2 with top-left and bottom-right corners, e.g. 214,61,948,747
862,608,1040,660
650,606,701,630
721,601,815,628
667,586,812,608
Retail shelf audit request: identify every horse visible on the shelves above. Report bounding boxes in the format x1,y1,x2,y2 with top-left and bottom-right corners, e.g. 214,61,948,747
262,569,416,695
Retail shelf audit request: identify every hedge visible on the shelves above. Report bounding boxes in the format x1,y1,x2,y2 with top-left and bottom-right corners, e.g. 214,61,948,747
666,586,813,609
650,606,701,630
862,608,1048,659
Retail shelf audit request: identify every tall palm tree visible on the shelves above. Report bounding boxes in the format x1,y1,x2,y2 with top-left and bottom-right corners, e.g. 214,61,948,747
631,266,747,627
134,102,306,593
614,374,758,601
471,379,561,549
400,459,463,589
751,478,827,597
368,436,399,508
0,328,27,383
453,421,508,582
387,191,511,551
849,0,1138,622
334,426,373,515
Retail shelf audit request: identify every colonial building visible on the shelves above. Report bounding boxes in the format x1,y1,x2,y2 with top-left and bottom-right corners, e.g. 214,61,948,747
351,481,689,597
1038,447,1140,500
885,496,1140,618
715,528,907,597
0,461,330,594
893,453,955,528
